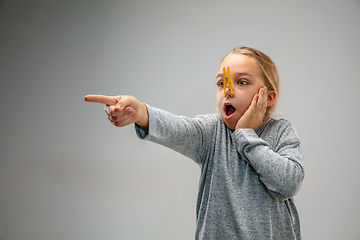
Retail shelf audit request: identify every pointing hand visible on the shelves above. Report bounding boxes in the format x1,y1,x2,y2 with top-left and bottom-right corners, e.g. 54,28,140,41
84,95,148,128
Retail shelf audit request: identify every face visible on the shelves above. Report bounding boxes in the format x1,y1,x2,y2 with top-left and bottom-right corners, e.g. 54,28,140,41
216,53,265,130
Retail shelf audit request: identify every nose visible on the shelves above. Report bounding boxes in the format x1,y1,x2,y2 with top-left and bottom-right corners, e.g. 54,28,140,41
224,85,234,97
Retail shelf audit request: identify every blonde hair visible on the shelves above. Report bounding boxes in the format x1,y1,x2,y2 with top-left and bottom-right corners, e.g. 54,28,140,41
221,46,280,119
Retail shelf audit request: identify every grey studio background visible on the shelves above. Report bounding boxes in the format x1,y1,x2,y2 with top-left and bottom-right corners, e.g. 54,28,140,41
1,0,360,239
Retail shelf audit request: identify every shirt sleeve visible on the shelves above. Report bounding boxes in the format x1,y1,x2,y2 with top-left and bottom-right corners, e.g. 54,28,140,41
135,104,218,164
232,121,305,201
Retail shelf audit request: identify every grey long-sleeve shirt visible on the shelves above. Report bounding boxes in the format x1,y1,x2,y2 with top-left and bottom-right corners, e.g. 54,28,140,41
135,105,304,240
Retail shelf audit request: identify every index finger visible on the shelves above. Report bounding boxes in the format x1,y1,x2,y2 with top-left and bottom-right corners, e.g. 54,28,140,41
84,95,118,105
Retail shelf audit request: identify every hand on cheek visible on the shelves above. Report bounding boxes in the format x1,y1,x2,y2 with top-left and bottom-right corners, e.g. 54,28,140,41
235,86,268,131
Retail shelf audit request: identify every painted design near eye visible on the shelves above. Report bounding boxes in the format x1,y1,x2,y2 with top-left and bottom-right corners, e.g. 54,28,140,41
223,67,234,95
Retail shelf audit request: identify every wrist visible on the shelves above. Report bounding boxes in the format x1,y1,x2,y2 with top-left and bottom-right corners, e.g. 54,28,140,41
135,103,149,129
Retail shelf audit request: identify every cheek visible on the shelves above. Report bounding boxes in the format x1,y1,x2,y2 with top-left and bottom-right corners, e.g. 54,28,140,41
243,93,255,104
236,92,255,111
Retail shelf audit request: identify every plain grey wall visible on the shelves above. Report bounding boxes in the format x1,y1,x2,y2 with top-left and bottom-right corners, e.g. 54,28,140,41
1,0,360,239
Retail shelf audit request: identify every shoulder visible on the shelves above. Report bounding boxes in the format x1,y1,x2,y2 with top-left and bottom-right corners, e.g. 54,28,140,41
194,113,222,123
191,113,223,131
262,118,296,133
260,118,301,147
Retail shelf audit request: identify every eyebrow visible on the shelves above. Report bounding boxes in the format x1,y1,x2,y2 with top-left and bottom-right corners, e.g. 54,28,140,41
216,72,253,79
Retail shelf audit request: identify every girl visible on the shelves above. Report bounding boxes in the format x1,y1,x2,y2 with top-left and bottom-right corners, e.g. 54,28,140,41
85,46,304,239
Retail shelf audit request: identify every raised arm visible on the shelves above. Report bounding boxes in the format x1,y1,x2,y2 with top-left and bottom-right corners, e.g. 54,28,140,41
84,95,149,129
135,105,220,164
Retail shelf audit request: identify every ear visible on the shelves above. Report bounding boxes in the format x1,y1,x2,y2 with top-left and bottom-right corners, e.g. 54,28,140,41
266,90,277,107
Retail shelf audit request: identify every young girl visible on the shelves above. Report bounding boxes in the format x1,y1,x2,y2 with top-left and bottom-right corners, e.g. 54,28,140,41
85,46,304,240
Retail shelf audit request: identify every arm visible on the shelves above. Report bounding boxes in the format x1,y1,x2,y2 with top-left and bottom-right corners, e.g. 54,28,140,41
135,105,218,163
232,121,304,201
84,94,217,163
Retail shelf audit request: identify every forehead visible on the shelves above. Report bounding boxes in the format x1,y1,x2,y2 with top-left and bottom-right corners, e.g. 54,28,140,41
218,53,261,76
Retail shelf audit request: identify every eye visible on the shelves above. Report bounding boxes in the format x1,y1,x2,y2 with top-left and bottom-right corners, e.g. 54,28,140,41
237,79,249,85
217,81,224,87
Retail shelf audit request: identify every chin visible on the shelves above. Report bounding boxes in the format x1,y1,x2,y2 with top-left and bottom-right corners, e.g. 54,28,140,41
222,117,237,130
227,124,236,130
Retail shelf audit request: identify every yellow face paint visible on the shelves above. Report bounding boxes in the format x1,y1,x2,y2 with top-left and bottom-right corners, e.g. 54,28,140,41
223,67,234,95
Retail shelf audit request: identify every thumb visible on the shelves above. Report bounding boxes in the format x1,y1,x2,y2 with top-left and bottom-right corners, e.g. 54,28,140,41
114,96,135,112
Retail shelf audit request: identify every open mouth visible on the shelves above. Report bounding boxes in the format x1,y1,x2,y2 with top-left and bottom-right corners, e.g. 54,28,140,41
224,103,236,117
